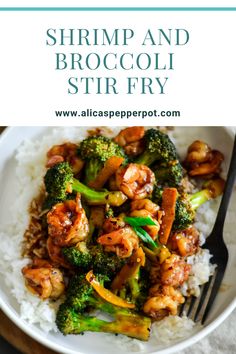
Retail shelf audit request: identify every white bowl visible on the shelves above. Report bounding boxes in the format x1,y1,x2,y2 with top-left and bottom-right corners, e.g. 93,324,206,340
0,127,235,354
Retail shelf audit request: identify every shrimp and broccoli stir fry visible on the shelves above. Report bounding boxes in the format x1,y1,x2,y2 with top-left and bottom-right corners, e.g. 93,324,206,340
21,127,225,341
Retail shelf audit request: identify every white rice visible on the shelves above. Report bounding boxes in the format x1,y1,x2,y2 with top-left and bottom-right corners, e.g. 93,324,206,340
0,127,219,344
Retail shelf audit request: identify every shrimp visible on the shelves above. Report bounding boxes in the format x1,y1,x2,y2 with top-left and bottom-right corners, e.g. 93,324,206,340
130,199,160,217
103,215,126,233
161,254,191,288
46,236,70,268
46,142,84,174
185,140,224,177
114,127,145,157
47,194,89,247
143,285,184,319
97,227,139,258
130,199,161,240
116,163,155,200
189,150,224,177
185,140,212,164
168,226,200,257
22,258,65,299
124,141,145,157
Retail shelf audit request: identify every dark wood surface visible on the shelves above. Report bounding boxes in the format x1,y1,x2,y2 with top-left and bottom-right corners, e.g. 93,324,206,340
0,311,57,354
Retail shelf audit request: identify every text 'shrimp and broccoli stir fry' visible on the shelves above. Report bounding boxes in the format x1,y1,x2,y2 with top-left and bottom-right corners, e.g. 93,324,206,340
21,127,225,341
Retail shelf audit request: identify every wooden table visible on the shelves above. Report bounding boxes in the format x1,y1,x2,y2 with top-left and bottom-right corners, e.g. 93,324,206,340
0,310,57,354
0,126,57,353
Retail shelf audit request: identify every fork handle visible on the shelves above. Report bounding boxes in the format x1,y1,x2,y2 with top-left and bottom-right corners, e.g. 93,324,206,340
212,134,236,233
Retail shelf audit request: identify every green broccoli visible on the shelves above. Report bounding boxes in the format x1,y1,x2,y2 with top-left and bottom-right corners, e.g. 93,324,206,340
78,136,126,184
151,185,163,205
56,274,151,340
62,246,93,271
154,160,183,187
64,274,108,312
134,269,150,312
117,269,149,311
104,206,114,219
62,245,125,278
173,197,195,231
135,129,177,166
44,162,127,206
152,179,224,230
56,303,151,340
110,248,149,311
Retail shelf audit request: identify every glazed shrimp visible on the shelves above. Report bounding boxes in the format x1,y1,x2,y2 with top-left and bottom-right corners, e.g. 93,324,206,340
185,140,212,164
161,254,191,287
189,150,224,177
46,142,84,174
116,163,155,200
130,199,160,217
46,236,70,268
47,194,89,247
103,215,126,233
143,285,184,319
168,226,200,257
97,227,139,258
22,258,65,299
185,140,224,177
114,127,145,157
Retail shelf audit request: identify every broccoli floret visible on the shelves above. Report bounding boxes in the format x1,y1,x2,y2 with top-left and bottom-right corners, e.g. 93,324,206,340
56,274,151,340
154,160,183,187
135,129,177,166
105,206,114,219
44,161,73,200
92,247,125,277
64,274,106,312
152,185,163,205
173,197,195,230
173,181,224,230
78,136,126,184
111,248,148,310
62,245,125,278
56,303,151,340
118,270,149,311
44,162,127,207
56,304,109,335
134,269,150,312
62,247,93,271
152,179,224,231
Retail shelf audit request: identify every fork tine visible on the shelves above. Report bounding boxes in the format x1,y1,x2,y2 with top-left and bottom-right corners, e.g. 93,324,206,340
185,280,210,320
201,269,226,324
194,273,215,322
178,301,186,317
179,296,191,317
186,296,197,318
179,295,197,318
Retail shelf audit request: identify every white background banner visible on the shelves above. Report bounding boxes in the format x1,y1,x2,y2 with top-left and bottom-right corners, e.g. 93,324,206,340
0,10,235,125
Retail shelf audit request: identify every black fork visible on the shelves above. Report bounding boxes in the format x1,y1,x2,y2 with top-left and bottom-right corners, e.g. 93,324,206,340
179,134,236,324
